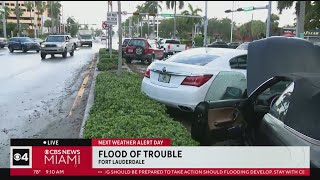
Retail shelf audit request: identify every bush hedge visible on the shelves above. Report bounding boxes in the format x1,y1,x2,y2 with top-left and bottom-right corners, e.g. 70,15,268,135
83,71,198,146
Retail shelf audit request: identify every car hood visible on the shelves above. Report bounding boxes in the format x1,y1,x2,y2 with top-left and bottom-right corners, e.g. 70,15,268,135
42,42,64,45
247,37,320,96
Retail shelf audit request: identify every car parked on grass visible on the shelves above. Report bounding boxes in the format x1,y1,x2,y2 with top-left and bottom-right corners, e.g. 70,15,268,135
40,35,74,59
124,38,165,64
207,41,229,48
8,37,40,53
228,42,241,49
141,47,247,112
0,37,7,48
158,39,186,58
191,37,320,168
236,42,250,50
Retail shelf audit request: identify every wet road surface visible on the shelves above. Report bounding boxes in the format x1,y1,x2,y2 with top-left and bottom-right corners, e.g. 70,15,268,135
0,41,106,168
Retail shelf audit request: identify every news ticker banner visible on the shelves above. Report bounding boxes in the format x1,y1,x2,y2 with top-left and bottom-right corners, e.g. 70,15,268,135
9,139,310,176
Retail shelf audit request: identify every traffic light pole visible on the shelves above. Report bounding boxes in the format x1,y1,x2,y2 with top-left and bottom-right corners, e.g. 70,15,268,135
109,2,113,58
203,1,208,46
266,1,272,37
230,1,234,43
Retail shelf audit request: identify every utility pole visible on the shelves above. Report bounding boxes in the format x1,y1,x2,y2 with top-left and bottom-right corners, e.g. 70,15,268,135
156,16,159,39
33,1,37,38
1,0,6,38
16,1,20,37
266,1,271,37
230,1,234,42
296,1,306,38
203,1,208,46
109,1,112,58
117,1,122,76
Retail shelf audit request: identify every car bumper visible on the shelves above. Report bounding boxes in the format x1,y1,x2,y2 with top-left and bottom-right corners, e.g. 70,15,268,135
80,41,92,45
141,77,208,111
40,47,64,53
124,54,152,60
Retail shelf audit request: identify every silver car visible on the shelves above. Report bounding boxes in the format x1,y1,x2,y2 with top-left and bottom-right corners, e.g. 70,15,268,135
40,35,74,59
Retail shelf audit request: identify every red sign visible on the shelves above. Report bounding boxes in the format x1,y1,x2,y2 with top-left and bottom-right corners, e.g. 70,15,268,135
102,21,109,30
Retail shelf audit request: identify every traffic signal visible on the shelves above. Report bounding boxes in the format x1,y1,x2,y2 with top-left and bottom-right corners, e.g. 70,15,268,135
148,13,156,16
133,12,139,16
225,9,232,13
236,8,243,11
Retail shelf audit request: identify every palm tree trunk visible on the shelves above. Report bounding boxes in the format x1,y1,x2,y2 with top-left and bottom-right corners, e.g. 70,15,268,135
173,2,176,39
16,1,20,37
153,16,155,36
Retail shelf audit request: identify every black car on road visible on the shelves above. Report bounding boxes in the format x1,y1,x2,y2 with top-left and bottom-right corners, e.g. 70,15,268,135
8,37,40,53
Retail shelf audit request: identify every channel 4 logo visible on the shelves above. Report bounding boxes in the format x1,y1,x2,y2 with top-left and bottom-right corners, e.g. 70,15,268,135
10,146,32,168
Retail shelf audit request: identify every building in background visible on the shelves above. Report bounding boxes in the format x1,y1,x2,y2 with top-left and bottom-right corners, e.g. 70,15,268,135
0,1,49,31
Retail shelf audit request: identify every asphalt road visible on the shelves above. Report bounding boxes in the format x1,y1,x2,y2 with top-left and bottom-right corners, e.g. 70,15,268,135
0,40,108,168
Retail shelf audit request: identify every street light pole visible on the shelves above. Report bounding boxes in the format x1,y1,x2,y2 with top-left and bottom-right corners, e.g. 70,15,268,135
266,1,271,37
1,0,6,38
51,1,54,34
296,1,306,38
230,1,234,42
203,1,208,46
117,1,122,76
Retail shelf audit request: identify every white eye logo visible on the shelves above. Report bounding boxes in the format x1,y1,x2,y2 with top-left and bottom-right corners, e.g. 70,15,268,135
14,153,21,161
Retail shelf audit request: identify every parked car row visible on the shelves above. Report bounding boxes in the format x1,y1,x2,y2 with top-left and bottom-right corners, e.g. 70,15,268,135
141,37,320,167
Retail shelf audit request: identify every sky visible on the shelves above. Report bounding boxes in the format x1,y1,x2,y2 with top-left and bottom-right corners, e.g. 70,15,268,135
61,1,296,29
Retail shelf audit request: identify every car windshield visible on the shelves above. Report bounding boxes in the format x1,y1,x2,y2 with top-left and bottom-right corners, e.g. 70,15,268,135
165,40,180,44
20,38,34,42
236,43,249,50
166,49,220,66
128,39,146,47
46,36,65,42
123,39,130,46
80,35,92,39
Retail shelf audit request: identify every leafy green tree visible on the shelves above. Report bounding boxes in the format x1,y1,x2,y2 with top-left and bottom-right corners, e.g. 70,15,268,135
181,3,202,40
24,1,34,26
144,1,162,36
35,1,46,34
166,1,184,38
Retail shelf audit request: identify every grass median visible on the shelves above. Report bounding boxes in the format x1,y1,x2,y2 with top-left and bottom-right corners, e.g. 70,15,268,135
83,49,198,145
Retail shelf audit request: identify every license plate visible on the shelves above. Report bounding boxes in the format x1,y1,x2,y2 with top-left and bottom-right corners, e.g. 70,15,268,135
158,73,171,83
128,49,133,52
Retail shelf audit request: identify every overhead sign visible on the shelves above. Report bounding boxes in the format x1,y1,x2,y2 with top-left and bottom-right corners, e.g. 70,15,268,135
102,21,110,30
244,6,254,12
107,12,117,25
160,13,174,17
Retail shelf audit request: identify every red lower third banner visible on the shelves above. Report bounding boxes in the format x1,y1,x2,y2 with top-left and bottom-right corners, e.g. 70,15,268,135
9,138,310,176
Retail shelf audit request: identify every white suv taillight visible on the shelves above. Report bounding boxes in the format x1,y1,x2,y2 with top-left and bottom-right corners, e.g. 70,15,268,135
181,75,213,87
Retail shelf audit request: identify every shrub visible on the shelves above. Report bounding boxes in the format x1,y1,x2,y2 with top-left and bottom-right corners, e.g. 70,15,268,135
84,72,198,146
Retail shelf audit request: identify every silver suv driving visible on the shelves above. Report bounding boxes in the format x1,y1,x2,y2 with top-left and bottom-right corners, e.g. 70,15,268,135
40,35,74,59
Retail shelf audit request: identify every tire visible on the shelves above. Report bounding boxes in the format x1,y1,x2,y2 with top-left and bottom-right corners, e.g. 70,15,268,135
9,46,14,53
23,46,28,53
147,54,155,65
89,43,92,47
41,53,46,60
62,49,67,58
164,53,168,58
73,43,77,50
70,49,74,56
36,50,40,53
125,58,132,64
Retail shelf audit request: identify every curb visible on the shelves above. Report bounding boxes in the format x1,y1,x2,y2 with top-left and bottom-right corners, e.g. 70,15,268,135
79,54,99,138
79,55,132,138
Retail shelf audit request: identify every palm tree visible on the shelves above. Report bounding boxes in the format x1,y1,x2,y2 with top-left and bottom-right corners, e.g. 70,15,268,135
47,1,61,33
135,4,146,37
14,1,22,36
24,1,34,27
166,1,184,39
181,3,202,40
35,1,46,34
144,1,162,37
277,1,310,36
